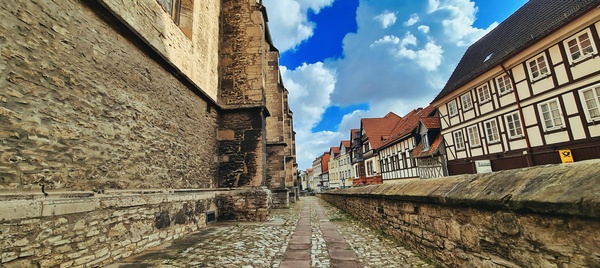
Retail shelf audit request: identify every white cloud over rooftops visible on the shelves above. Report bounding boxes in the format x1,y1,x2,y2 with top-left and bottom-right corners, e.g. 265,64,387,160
265,0,502,169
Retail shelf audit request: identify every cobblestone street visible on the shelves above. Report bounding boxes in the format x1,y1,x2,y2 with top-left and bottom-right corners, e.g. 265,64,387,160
107,197,435,268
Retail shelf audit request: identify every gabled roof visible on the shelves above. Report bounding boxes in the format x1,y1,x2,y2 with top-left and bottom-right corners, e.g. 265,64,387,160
329,146,340,156
379,105,436,149
411,134,443,158
420,117,440,130
341,140,351,149
433,0,598,102
361,112,402,150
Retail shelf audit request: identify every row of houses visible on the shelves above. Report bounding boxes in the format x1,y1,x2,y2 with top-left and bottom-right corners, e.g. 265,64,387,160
303,0,600,189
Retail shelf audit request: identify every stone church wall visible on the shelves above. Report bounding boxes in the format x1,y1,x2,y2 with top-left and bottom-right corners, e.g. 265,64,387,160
0,0,220,191
320,160,600,268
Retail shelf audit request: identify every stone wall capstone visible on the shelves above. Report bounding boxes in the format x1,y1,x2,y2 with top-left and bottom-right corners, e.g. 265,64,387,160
320,159,600,268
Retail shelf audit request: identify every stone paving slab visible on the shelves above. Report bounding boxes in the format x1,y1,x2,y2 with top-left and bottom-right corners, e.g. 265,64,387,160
106,196,436,268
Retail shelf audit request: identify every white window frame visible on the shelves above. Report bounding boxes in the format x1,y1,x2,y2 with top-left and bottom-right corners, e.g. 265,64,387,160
527,53,550,81
477,84,491,103
579,84,600,122
467,125,481,147
484,119,500,143
447,100,458,116
504,112,524,139
453,131,465,150
538,98,564,131
422,133,429,151
564,29,597,64
496,74,513,95
461,92,473,110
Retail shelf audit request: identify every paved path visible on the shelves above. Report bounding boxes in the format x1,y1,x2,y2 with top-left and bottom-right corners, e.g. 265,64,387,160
107,197,435,268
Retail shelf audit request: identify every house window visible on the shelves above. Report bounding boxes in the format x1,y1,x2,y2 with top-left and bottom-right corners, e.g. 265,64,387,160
448,100,458,116
505,112,524,138
538,99,564,131
580,85,600,122
453,131,465,150
565,29,596,63
496,74,513,95
467,125,480,147
484,119,500,143
156,0,194,39
461,93,473,110
477,84,491,103
422,133,430,151
527,53,550,80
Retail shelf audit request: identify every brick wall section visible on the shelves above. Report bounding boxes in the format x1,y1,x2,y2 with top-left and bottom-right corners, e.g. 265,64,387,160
320,160,600,267
0,190,217,267
0,0,219,191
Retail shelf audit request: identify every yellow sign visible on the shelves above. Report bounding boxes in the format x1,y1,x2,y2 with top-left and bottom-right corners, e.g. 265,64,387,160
559,149,573,163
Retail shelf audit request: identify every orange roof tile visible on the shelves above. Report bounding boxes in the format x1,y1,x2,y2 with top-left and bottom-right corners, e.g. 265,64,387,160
420,117,440,129
379,105,436,149
361,112,402,150
411,133,443,158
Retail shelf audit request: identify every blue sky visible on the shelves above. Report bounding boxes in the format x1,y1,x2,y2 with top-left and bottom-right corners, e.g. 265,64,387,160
263,0,528,170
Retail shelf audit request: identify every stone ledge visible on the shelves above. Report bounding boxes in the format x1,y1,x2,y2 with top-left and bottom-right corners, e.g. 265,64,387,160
323,159,600,219
0,189,222,222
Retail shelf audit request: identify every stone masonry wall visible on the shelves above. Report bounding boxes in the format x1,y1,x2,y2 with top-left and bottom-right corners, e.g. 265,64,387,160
321,160,600,268
218,108,266,188
216,187,271,222
0,0,219,191
98,0,221,101
0,190,217,267
220,0,267,106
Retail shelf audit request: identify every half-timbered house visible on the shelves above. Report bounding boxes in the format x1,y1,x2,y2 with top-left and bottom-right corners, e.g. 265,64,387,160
411,117,447,178
378,106,436,182
431,0,600,175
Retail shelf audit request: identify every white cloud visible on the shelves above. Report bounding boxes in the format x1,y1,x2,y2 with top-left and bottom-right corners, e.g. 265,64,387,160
267,0,506,169
263,0,335,52
427,0,499,46
282,62,338,169
405,14,420,26
373,11,397,29
371,33,444,71
297,0,336,14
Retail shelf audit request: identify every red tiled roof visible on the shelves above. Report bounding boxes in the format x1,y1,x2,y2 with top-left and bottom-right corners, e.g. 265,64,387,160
330,146,340,155
420,117,440,129
361,112,402,150
379,105,436,149
341,140,351,149
411,133,443,158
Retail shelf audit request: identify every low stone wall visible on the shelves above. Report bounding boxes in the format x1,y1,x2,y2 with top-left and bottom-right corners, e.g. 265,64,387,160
216,187,271,221
320,160,600,268
0,189,218,267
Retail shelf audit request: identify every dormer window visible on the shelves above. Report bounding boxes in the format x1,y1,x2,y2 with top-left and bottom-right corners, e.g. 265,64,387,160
422,133,429,151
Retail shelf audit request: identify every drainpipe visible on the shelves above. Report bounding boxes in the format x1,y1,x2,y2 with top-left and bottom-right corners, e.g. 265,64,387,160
501,63,532,167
